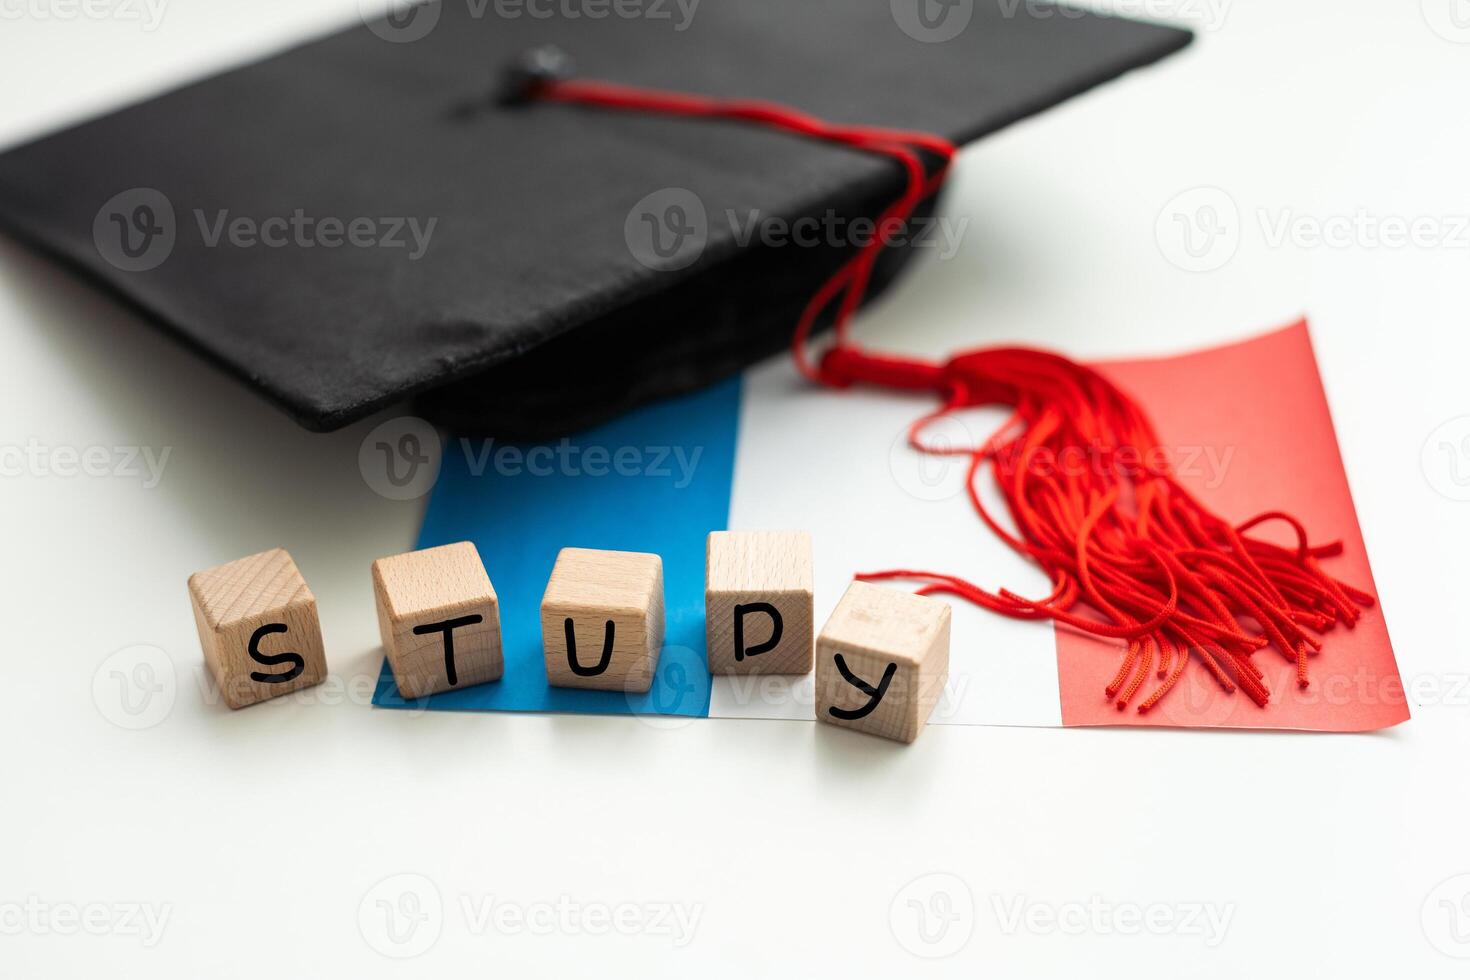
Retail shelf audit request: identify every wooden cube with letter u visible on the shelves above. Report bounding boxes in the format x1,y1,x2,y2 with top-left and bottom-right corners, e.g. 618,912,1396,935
541,548,665,693
815,581,950,743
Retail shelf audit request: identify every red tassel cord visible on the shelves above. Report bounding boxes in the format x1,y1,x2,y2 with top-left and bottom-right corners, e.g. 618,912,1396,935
530,72,1373,713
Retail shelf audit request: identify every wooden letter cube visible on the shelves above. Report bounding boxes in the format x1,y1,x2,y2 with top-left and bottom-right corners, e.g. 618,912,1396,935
188,547,328,709
815,581,950,743
705,530,814,675
541,548,664,693
372,541,503,699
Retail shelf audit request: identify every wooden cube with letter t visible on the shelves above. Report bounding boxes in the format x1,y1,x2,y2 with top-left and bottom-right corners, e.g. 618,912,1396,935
188,547,328,709
705,530,813,675
541,548,664,693
815,581,950,743
372,541,503,700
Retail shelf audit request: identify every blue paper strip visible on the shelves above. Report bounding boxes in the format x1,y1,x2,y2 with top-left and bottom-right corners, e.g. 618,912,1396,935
372,378,742,717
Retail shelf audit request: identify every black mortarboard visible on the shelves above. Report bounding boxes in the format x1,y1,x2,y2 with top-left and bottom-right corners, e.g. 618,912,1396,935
0,0,1189,436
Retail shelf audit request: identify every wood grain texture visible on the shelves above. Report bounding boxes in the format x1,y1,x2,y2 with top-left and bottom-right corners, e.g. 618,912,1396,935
187,547,327,709
541,548,664,693
705,530,813,675
372,541,502,700
814,581,950,743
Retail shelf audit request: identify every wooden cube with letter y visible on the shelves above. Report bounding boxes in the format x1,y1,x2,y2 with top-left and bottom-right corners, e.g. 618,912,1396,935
815,581,950,743
188,547,328,709
372,541,503,700
706,530,813,675
542,548,665,693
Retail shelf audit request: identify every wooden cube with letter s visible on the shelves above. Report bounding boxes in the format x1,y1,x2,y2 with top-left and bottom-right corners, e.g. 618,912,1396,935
815,582,951,743
188,548,328,709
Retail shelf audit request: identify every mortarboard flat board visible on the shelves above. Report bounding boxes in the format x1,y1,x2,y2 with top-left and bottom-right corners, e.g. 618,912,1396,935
0,0,1190,436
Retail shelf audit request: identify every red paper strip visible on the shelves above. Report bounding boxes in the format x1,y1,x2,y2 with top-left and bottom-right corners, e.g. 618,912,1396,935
1056,320,1407,731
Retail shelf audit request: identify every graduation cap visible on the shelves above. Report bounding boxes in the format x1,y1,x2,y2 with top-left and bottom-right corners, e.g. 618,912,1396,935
0,0,1189,436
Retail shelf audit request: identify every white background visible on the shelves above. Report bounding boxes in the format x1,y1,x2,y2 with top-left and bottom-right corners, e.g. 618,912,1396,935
3,0,1469,976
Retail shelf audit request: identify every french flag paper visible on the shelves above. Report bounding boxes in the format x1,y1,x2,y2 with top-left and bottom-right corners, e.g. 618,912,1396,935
373,320,1408,732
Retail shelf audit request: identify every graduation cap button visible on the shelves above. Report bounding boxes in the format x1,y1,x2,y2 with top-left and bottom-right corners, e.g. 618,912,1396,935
498,45,573,106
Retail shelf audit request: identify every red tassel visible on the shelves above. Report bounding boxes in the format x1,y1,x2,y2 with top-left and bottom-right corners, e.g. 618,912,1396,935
532,75,1373,714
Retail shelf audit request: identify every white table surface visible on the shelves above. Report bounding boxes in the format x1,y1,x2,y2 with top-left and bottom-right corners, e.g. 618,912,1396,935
3,1,1469,976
